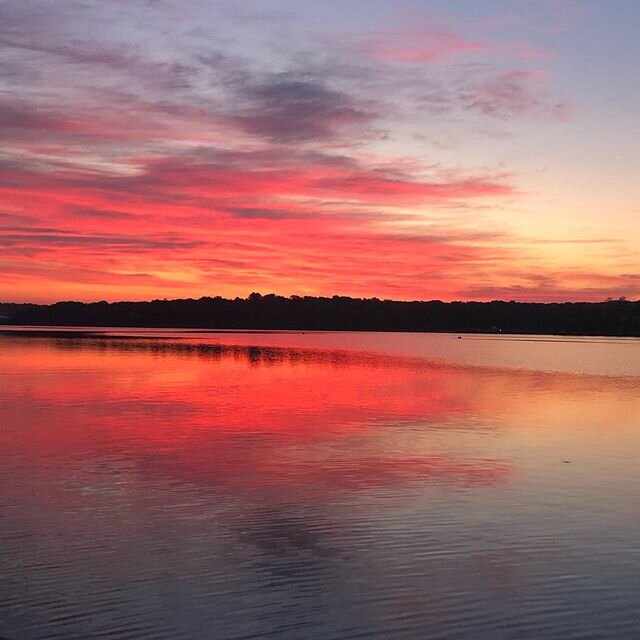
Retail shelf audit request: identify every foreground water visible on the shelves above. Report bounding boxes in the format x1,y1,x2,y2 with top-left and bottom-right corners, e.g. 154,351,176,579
1,329,640,640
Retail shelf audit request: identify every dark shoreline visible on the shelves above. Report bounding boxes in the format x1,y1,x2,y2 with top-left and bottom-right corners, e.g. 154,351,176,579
1,295,639,337
1,328,639,342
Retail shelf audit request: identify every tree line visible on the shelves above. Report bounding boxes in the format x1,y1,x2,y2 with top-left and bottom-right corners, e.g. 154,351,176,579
1,293,639,336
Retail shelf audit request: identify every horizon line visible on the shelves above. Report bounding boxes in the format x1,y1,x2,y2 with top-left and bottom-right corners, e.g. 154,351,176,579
1,293,637,306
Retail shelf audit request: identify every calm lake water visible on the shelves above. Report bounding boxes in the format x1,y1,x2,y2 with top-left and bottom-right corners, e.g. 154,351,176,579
1,328,640,640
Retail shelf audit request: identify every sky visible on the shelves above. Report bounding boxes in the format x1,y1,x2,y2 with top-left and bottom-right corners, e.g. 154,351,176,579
1,0,638,303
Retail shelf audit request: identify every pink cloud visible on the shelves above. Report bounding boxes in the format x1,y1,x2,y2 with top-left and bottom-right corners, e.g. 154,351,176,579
0,144,521,302
508,41,555,61
353,27,488,63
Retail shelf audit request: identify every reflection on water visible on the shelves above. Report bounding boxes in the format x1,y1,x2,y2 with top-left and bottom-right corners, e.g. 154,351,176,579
1,331,640,640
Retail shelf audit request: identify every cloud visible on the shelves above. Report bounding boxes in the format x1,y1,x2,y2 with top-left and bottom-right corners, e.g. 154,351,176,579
229,75,376,143
0,144,522,302
0,145,515,210
71,207,138,220
461,269,640,302
463,70,572,120
508,42,555,61
226,207,312,220
0,229,203,253
351,27,488,64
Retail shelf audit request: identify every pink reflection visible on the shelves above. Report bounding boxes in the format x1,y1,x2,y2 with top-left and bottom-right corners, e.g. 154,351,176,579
6,335,637,499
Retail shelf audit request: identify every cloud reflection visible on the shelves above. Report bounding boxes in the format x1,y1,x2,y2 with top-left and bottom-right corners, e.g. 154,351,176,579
0,336,519,499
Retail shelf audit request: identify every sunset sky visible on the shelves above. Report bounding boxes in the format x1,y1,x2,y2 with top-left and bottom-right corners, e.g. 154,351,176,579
1,0,638,303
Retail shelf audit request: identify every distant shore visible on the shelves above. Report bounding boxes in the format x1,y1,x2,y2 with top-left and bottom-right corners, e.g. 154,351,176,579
1,295,639,337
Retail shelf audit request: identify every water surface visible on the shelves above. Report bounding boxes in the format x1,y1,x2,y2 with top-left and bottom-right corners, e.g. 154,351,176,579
1,329,640,639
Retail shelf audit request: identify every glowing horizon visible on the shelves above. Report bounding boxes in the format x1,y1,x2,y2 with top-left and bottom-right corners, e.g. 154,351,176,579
1,0,638,304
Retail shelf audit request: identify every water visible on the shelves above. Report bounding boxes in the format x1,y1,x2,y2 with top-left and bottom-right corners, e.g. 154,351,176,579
1,329,640,640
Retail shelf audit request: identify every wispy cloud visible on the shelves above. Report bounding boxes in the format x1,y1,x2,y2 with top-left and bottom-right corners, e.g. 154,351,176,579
350,26,488,63
462,70,572,120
